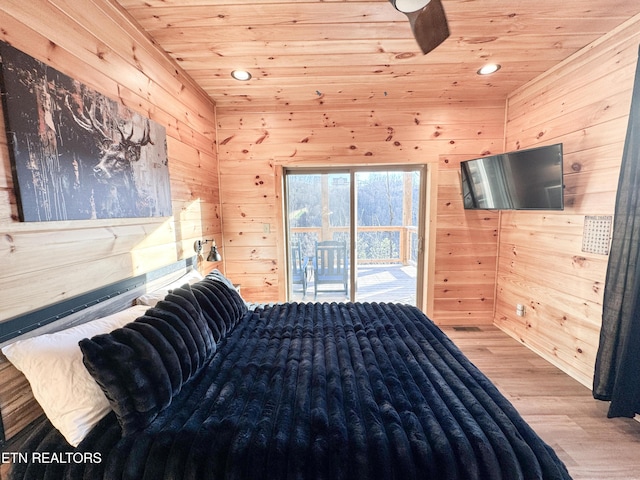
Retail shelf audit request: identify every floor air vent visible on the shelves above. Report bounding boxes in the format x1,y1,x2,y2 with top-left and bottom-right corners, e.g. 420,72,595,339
452,326,482,332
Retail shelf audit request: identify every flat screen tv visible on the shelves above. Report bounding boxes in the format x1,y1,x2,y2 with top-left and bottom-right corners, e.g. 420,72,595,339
460,143,564,210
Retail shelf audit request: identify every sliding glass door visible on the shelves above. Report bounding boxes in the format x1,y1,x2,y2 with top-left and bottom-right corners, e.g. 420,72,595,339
285,166,425,306
285,172,351,301
354,170,421,304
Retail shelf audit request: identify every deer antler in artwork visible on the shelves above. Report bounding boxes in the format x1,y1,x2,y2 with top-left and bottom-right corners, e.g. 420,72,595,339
65,93,155,183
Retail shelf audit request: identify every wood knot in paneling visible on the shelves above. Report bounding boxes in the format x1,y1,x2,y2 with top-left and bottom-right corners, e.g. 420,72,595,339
572,256,587,266
256,132,269,144
4,234,15,253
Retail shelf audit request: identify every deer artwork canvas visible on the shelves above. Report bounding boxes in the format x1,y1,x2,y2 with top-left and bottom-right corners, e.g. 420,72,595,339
0,41,171,221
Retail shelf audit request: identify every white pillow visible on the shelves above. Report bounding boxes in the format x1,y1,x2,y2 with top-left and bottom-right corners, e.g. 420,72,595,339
1,305,148,447
135,269,204,306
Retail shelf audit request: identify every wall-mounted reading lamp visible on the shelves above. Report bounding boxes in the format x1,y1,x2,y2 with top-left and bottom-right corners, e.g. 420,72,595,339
194,239,222,262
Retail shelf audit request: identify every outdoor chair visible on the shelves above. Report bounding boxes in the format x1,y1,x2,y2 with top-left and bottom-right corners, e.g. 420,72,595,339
291,243,310,297
313,240,348,299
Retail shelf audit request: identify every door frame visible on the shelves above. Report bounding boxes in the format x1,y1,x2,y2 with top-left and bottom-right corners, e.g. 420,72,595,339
277,163,435,314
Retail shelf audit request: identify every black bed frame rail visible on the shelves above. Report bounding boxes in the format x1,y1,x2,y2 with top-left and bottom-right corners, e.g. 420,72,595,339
0,257,195,345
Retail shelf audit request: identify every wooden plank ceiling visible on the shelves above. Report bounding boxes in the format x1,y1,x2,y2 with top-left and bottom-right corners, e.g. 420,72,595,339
116,0,640,110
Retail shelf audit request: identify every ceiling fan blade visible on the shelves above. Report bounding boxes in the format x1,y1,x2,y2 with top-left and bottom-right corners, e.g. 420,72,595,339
405,0,450,55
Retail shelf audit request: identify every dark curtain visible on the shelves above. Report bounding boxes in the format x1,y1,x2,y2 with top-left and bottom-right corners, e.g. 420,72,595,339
593,46,640,418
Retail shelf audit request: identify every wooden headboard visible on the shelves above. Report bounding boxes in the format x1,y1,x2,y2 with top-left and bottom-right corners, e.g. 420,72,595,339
0,258,196,445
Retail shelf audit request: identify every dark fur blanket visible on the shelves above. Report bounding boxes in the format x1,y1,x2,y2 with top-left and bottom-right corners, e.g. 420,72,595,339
9,302,571,480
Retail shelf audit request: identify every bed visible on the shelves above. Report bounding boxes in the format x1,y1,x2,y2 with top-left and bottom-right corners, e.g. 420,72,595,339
0,269,572,480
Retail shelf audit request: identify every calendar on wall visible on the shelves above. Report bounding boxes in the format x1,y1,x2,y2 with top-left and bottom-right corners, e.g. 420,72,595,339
582,215,613,255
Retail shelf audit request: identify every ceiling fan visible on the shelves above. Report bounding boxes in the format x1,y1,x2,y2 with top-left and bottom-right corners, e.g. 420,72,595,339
390,0,450,55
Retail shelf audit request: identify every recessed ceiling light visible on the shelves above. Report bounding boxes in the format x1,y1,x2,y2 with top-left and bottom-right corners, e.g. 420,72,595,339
231,70,252,81
391,0,429,13
477,64,501,75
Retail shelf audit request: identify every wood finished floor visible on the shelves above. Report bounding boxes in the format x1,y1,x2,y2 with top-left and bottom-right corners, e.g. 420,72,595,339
442,325,640,480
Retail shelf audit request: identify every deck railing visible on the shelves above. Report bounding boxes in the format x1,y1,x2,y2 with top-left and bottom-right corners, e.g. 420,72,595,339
290,226,418,265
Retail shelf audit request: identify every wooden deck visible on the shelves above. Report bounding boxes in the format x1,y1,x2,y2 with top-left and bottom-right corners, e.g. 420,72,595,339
290,263,417,304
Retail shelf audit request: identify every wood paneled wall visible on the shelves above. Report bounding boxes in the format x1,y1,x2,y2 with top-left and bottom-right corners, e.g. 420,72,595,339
2,1,633,393
216,103,504,324
496,16,640,387
0,0,219,322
